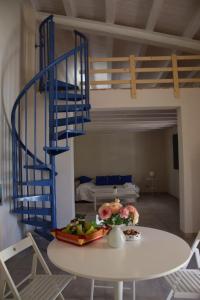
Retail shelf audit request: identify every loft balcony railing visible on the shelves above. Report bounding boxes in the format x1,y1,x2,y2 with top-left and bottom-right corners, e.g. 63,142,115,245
89,54,200,98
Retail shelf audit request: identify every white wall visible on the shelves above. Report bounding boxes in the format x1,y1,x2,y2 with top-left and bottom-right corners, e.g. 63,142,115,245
0,0,24,250
56,139,75,227
90,88,200,234
75,131,168,192
165,127,179,198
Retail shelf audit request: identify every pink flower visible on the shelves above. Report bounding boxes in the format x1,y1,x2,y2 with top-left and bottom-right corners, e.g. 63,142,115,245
119,207,129,219
126,205,136,215
126,205,139,224
103,202,111,206
109,199,122,214
132,210,139,225
98,206,112,220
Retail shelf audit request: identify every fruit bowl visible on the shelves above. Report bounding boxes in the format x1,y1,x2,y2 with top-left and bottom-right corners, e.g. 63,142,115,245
51,227,109,246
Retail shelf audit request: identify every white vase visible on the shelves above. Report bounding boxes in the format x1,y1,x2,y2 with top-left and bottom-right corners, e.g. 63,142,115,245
107,225,125,248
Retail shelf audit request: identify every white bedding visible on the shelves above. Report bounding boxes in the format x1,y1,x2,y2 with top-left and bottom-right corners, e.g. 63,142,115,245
76,182,140,202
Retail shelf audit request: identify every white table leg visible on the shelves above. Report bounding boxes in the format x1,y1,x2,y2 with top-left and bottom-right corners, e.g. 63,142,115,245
90,279,94,300
114,281,123,300
132,280,135,300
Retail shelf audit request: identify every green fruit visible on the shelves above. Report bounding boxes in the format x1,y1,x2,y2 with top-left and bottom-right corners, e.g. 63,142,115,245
62,224,71,233
85,225,95,235
70,226,77,234
62,220,98,235
77,224,84,235
84,222,93,231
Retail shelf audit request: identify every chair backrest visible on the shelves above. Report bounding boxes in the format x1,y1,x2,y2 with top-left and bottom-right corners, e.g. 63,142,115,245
0,237,32,263
185,230,200,268
191,231,200,253
0,232,51,299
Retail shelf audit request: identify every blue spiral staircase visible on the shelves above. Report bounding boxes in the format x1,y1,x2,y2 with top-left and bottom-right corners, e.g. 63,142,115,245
11,15,90,234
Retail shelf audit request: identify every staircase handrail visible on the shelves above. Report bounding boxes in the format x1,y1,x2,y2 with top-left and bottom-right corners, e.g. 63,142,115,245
11,43,85,165
39,15,53,32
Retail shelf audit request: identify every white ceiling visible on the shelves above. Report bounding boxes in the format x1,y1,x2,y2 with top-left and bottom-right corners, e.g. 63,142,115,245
32,0,200,55
33,0,200,89
31,1,184,131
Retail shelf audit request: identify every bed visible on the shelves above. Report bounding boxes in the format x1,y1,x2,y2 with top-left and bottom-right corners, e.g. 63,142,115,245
76,175,140,211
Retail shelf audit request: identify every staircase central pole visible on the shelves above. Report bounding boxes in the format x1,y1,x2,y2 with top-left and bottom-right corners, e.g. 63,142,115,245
50,156,57,228
49,17,57,228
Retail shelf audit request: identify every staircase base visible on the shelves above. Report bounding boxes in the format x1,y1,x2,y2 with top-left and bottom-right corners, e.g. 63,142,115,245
34,229,54,241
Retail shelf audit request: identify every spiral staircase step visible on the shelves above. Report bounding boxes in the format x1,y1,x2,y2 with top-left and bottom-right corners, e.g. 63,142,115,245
23,164,51,171
43,146,70,155
53,129,85,140
21,217,52,228
53,116,90,127
15,194,51,202
45,80,78,91
53,92,86,101
20,180,52,186
13,208,51,216
53,104,91,113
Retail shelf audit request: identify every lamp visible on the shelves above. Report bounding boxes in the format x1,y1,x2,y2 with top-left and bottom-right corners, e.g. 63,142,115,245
113,186,118,197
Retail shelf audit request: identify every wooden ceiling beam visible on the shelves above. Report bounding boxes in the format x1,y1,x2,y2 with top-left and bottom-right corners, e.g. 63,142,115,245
182,7,200,83
145,0,163,30
62,0,77,17
155,7,200,83
37,12,200,53
105,0,118,23
105,0,118,85
136,0,164,63
183,7,200,38
30,0,38,10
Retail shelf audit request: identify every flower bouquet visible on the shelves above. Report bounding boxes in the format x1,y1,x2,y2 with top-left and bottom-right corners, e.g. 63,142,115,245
98,199,139,226
98,199,140,247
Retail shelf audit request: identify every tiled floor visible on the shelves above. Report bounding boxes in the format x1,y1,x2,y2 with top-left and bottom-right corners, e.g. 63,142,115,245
7,194,197,299
76,193,182,237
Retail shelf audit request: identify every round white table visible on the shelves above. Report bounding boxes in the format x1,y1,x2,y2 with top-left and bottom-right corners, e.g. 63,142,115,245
47,226,191,300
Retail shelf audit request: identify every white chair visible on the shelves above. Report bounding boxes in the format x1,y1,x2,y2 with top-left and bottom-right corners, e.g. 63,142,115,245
0,232,75,300
165,231,200,299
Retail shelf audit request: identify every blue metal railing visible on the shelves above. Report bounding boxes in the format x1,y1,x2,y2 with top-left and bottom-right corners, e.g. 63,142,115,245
39,15,55,91
11,15,90,230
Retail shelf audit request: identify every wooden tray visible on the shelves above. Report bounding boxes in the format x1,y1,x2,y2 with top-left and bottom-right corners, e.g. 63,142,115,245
51,227,109,246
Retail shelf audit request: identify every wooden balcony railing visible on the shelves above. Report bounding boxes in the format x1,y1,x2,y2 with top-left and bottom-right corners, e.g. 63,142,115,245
89,54,200,98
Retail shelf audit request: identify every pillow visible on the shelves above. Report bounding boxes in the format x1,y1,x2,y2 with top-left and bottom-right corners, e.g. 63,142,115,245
120,175,132,184
96,176,108,185
107,175,121,185
79,176,92,184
